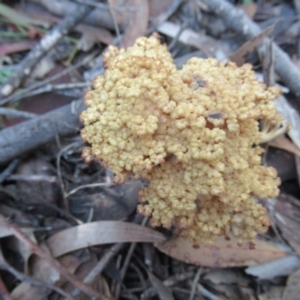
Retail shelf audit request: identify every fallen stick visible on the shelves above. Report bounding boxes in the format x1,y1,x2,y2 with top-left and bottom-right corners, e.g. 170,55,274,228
0,99,85,165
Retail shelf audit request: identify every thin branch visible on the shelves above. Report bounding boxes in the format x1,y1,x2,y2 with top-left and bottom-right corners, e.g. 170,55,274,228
0,261,74,300
66,180,113,197
108,0,123,48
0,158,20,183
147,0,182,34
189,267,202,300
0,99,85,165
4,51,98,105
12,82,90,102
0,108,37,119
72,243,124,298
56,141,84,213
114,217,148,299
140,271,195,299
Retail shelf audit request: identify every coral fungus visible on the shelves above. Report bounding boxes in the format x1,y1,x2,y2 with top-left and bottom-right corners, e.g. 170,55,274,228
80,35,282,244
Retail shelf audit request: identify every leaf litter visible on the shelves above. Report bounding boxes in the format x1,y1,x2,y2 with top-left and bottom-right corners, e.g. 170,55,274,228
1,0,300,299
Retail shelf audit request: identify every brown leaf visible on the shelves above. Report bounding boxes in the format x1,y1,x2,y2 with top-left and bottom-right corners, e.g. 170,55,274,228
155,236,288,267
149,0,175,18
109,0,149,48
77,24,114,51
0,41,37,56
283,268,300,300
268,135,300,157
47,221,165,257
229,22,279,66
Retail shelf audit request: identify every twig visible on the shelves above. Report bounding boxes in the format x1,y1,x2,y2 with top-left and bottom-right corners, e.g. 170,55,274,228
196,283,222,300
201,0,300,97
0,158,20,183
2,216,103,299
56,141,84,212
147,0,182,34
0,98,85,165
114,217,148,299
72,243,124,297
168,21,189,52
189,267,202,300
0,3,94,98
0,275,12,300
140,271,194,299
0,108,37,119
11,82,90,103
66,180,114,197
6,174,56,182
108,0,123,48
2,51,98,105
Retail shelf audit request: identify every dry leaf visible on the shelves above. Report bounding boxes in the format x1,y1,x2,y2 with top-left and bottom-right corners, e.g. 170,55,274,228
155,236,288,267
229,22,279,66
77,25,114,51
61,252,112,299
268,135,300,157
283,268,300,300
11,254,84,300
246,256,300,280
0,207,33,239
149,0,176,18
0,41,37,56
6,232,37,274
47,221,165,257
109,0,149,48
70,180,142,222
